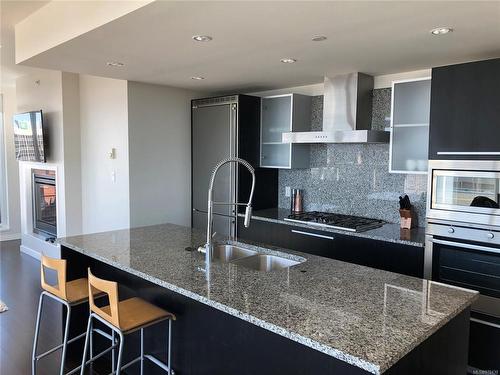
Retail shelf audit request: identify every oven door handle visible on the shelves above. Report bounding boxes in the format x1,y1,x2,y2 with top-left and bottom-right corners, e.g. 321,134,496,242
431,238,500,255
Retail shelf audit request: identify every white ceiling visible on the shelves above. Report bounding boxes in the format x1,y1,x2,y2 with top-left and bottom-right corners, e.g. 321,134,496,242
0,0,49,88
14,1,500,93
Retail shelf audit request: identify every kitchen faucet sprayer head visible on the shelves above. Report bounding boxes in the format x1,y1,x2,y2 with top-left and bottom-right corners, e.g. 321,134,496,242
244,205,253,227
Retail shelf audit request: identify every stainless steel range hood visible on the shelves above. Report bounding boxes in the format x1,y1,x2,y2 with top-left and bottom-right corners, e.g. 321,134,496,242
282,73,389,144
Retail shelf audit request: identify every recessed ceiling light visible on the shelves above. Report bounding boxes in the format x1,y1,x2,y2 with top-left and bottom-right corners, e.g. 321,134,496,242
312,35,327,42
192,35,213,42
430,27,453,35
191,76,205,80
106,61,124,67
280,58,297,64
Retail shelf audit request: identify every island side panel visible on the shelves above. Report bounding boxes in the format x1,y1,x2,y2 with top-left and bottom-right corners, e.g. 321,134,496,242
384,308,470,375
62,246,372,375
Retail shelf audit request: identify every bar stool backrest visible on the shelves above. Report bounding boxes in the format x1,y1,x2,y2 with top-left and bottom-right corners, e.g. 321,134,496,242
87,268,121,329
41,255,67,300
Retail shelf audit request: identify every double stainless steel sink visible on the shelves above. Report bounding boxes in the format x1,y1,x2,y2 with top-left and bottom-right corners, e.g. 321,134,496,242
212,244,304,272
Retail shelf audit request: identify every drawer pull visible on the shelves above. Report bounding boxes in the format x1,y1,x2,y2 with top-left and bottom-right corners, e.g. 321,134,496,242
437,151,500,156
470,317,500,329
291,229,334,240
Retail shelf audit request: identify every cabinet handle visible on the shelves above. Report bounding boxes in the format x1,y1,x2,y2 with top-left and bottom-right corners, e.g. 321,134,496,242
437,151,500,156
291,229,334,240
470,317,500,330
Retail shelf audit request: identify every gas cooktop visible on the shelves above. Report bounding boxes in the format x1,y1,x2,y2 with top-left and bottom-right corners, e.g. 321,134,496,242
285,211,384,232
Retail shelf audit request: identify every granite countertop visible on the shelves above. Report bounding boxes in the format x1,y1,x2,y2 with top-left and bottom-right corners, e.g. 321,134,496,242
58,223,476,374
240,208,426,247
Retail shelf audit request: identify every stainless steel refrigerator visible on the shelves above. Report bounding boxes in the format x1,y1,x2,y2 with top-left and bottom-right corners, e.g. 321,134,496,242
191,95,278,237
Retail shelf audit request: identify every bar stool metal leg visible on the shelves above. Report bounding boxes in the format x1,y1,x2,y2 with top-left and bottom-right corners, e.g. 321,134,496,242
32,291,110,375
59,301,71,375
168,320,172,375
80,315,93,375
140,328,145,375
32,292,45,375
89,319,94,372
115,331,125,375
112,330,116,373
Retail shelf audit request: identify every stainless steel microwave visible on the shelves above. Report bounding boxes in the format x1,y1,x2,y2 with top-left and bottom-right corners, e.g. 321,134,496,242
427,160,500,227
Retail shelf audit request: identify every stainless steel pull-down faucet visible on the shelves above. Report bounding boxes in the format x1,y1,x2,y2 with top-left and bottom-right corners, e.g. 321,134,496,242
198,157,256,255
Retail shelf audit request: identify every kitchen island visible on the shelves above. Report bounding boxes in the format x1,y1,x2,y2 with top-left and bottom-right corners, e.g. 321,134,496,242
58,223,477,375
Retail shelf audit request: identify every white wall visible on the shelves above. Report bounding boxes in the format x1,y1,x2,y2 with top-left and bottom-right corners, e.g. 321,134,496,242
79,75,130,234
127,81,200,227
0,87,21,240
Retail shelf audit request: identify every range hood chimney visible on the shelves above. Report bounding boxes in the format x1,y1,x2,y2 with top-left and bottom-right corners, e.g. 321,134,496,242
282,73,389,144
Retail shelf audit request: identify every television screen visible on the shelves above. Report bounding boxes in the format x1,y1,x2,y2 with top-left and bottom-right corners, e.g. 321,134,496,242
13,110,46,162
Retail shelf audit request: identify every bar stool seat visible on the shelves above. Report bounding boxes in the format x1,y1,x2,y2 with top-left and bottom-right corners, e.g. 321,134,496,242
65,278,104,305
99,297,175,333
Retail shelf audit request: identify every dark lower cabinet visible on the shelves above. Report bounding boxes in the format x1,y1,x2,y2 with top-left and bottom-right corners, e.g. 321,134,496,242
429,58,500,159
469,312,500,373
237,218,424,278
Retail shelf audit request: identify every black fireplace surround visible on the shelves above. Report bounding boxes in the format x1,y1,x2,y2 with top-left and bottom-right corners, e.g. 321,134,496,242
33,170,57,237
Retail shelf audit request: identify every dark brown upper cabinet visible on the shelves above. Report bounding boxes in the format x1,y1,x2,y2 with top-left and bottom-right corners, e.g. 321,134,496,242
429,58,500,160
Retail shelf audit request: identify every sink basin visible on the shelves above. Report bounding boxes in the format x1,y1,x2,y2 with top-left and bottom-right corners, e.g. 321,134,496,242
212,244,257,262
231,254,303,272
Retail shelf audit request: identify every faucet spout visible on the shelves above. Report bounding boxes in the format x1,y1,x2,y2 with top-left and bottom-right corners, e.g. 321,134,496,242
200,157,256,254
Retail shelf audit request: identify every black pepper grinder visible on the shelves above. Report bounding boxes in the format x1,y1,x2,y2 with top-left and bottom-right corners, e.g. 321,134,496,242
291,189,304,213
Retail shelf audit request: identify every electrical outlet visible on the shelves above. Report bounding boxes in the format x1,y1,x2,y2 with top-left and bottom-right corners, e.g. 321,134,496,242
285,186,291,197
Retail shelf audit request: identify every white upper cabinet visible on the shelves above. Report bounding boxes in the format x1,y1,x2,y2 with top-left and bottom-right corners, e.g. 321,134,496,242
389,78,431,174
260,94,311,169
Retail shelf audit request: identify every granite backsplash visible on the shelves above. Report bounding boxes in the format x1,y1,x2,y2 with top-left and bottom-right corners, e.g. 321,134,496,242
278,90,428,226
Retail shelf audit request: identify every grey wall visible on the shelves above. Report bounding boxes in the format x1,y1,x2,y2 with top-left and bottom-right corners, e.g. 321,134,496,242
62,72,82,236
127,81,201,227
278,92,427,226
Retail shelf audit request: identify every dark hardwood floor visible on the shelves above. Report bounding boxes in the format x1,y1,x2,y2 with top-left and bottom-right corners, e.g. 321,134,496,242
1,240,66,375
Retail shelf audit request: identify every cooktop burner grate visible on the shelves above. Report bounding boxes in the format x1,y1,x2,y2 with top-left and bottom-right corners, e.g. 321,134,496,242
285,211,384,232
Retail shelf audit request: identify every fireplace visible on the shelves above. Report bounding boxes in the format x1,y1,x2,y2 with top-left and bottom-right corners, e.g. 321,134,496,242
32,170,57,237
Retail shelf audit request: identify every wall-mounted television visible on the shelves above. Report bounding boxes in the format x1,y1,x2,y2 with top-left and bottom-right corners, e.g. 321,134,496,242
13,110,46,162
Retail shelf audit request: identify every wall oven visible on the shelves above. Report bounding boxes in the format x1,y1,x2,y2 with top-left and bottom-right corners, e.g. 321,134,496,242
425,160,500,323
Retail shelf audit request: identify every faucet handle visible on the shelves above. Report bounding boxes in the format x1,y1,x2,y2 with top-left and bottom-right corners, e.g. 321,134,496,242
212,231,217,238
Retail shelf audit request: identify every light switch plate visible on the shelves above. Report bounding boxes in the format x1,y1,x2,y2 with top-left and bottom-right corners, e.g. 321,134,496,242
285,186,291,197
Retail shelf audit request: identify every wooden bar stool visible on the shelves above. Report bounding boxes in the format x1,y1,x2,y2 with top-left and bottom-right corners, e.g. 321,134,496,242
80,269,176,375
32,255,111,375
